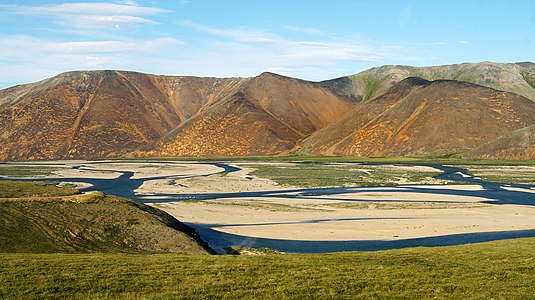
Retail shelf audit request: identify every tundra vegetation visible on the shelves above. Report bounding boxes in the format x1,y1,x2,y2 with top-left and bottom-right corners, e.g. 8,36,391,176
248,163,444,187
0,164,534,298
1,238,534,299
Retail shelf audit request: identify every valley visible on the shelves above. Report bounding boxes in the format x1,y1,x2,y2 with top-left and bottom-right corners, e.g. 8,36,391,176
2,160,534,253
2,0,534,297
1,62,535,297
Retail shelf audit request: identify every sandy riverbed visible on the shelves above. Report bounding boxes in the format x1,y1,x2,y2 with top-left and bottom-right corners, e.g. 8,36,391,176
154,187,535,241
140,163,535,243
3,161,534,248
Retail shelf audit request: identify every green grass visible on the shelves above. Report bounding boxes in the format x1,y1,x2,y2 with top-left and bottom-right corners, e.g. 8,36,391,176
466,166,535,184
521,70,535,90
0,181,79,198
361,74,387,102
183,199,320,212
0,166,59,177
123,155,535,166
0,181,209,255
249,163,442,188
0,238,534,299
449,69,480,83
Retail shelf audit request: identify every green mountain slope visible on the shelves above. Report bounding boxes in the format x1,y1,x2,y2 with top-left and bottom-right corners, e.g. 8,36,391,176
321,61,535,102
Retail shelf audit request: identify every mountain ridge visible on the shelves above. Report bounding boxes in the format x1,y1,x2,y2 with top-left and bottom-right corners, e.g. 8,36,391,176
1,61,534,160
320,61,535,103
301,78,535,157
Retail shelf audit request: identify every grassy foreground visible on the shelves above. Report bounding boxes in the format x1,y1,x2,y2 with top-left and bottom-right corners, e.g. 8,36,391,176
1,238,534,299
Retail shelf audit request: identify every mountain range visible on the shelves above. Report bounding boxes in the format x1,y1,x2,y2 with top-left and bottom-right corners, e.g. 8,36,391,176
1,61,534,160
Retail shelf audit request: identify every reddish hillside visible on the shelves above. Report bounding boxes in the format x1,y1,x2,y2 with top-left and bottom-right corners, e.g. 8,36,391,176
2,63,535,160
299,77,430,155
0,71,354,160
467,125,535,160
0,71,210,159
147,72,356,157
300,79,535,157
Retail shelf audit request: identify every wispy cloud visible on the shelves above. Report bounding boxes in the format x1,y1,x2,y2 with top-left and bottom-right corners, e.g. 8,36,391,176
0,35,181,55
3,2,170,29
398,4,412,27
177,21,412,79
0,8,419,87
291,41,330,47
0,35,183,87
180,20,277,43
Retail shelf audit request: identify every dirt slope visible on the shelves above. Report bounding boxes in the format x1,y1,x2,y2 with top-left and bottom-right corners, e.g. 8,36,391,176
147,72,356,157
0,181,212,254
299,77,430,155
0,71,354,160
1,62,535,160
0,70,251,160
302,79,535,157
467,125,535,160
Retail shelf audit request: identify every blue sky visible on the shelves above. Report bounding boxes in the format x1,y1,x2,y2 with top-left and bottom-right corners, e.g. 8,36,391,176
0,0,534,88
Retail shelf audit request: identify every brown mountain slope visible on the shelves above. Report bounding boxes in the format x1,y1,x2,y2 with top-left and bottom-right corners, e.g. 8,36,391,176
301,79,535,157
298,77,431,155
466,125,535,160
0,70,354,160
147,92,303,156
0,71,253,160
142,72,356,157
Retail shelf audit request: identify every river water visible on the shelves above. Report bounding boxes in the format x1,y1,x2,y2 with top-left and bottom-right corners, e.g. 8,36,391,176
1,161,534,253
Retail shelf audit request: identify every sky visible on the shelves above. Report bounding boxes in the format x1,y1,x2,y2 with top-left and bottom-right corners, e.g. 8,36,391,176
0,0,534,88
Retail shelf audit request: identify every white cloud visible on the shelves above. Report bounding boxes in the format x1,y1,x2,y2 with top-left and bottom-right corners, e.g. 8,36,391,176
0,35,181,55
179,21,409,76
43,38,182,53
4,2,170,29
11,2,168,16
291,41,330,47
180,20,278,43
0,35,183,87
0,15,418,87
457,40,469,44
117,0,139,6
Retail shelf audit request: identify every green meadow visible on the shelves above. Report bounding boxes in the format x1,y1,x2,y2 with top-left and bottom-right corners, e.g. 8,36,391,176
1,238,534,299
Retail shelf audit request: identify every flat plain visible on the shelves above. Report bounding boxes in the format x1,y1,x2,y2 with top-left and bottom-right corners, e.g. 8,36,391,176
1,160,534,252
1,160,534,298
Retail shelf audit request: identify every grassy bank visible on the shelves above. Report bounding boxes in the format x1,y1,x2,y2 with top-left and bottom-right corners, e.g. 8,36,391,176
0,181,79,198
466,165,535,184
1,238,534,299
249,163,443,187
0,166,59,177
118,155,535,166
0,181,211,254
